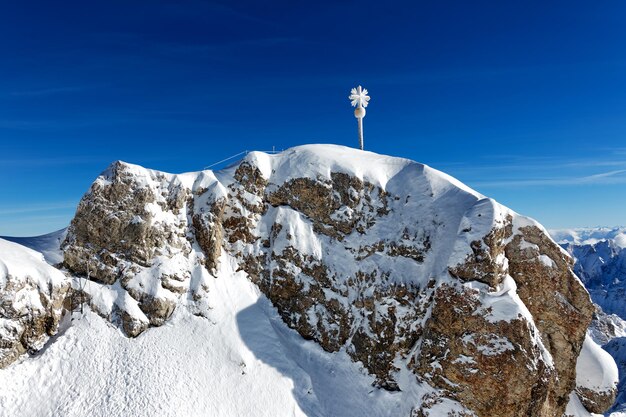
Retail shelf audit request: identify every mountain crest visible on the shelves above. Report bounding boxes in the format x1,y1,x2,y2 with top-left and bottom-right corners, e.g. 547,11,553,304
1,145,616,416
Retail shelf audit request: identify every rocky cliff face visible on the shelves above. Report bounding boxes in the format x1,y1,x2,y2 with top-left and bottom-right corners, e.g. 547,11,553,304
3,145,614,416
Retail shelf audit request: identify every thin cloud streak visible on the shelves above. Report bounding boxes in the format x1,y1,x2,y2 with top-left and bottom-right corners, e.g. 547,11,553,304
0,118,118,130
0,202,78,216
0,156,105,167
472,169,626,188
434,155,626,178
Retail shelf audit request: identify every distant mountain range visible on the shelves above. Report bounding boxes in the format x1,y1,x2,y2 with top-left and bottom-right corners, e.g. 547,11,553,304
551,227,626,416
552,227,626,320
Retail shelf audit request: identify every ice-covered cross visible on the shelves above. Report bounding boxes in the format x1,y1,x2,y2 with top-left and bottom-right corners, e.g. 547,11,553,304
349,86,370,150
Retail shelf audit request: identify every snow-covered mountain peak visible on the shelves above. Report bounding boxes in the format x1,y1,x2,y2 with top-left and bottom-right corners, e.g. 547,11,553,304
1,145,617,417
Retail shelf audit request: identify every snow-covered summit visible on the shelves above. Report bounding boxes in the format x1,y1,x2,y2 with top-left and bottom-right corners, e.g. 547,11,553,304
0,144,617,416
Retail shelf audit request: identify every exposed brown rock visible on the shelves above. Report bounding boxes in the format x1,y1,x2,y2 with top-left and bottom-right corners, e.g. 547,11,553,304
233,161,268,198
193,199,225,273
63,161,190,285
506,225,595,411
118,309,149,338
412,283,557,416
62,161,190,333
576,386,616,414
0,266,69,369
266,172,388,239
448,220,512,288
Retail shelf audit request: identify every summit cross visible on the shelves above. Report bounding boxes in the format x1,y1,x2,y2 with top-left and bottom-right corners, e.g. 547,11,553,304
349,86,370,150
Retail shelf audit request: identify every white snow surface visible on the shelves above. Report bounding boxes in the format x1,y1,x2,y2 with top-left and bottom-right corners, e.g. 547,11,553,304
0,255,421,417
576,333,619,394
1,228,67,265
0,237,66,294
564,391,604,417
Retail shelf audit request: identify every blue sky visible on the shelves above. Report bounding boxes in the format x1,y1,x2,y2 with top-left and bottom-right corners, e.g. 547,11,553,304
1,1,626,236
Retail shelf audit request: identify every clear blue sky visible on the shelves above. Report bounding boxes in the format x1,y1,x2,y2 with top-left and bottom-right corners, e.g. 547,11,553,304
1,1,625,236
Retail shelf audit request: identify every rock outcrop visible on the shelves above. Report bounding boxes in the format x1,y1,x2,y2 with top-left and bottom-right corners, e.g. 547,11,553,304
0,238,69,368
49,145,616,415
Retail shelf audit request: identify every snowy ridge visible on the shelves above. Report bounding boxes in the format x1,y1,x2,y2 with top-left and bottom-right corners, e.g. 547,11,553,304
82,145,518,323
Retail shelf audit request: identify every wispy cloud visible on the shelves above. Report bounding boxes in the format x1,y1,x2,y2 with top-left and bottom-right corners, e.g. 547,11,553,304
0,214,71,237
585,169,626,180
0,156,104,167
472,169,626,188
0,117,129,130
0,202,78,216
431,151,626,184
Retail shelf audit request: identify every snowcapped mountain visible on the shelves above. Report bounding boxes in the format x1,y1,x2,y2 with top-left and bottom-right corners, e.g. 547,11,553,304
552,228,626,321
0,145,618,417
551,228,626,416
551,228,626,248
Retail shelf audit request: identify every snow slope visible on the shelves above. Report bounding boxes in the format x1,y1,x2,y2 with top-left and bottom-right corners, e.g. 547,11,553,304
0,254,419,417
1,228,67,265
577,334,619,398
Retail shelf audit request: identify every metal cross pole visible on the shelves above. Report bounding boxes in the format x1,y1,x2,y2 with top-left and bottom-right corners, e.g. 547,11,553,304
349,85,370,150
357,112,364,151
